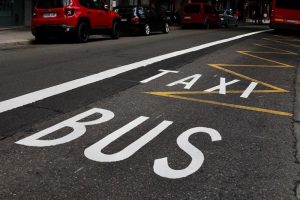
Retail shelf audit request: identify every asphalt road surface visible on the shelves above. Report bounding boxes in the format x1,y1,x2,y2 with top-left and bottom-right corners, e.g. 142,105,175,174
1,26,300,200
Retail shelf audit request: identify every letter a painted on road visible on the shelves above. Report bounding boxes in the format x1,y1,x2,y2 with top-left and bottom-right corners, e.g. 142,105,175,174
15,108,114,147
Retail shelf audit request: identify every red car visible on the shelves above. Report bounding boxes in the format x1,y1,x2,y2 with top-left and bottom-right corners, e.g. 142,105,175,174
181,2,220,29
32,0,121,42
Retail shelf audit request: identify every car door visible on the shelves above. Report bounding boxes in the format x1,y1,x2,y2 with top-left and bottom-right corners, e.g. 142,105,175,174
149,8,161,31
78,0,96,29
93,0,110,29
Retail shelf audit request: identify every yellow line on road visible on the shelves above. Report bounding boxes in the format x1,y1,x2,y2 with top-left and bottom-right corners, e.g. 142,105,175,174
237,51,293,67
208,64,288,92
254,43,299,55
147,90,285,95
262,38,300,47
146,38,295,117
146,92,292,117
216,64,292,68
273,35,300,42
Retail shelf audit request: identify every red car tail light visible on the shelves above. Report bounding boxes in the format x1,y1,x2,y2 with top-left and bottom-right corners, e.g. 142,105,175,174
131,17,140,23
65,8,75,16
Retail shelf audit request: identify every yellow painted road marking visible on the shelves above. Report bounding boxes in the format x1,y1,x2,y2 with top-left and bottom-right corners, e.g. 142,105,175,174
273,35,300,42
254,43,299,55
208,64,288,92
262,38,300,47
146,90,285,95
237,51,293,67
146,38,296,117
146,92,293,117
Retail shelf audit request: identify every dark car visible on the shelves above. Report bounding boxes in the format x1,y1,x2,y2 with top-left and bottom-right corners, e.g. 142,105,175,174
218,9,239,27
113,6,169,36
32,0,121,42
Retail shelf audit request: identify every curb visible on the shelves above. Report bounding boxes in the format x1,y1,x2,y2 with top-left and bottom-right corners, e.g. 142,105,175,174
294,51,300,199
0,40,32,49
169,26,181,30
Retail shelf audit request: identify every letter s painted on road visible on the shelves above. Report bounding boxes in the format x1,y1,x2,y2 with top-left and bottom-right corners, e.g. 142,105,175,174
153,127,222,179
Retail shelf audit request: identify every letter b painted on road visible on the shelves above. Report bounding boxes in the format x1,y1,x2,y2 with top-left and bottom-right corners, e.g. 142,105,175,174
15,108,114,147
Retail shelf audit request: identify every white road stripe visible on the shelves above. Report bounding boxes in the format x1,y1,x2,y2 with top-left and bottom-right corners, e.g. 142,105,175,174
0,30,270,114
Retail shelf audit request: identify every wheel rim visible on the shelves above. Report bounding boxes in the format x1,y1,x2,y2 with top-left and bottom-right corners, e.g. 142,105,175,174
165,23,169,33
145,24,150,35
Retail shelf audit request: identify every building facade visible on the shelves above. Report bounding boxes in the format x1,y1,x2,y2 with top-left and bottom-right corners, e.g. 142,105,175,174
0,0,36,27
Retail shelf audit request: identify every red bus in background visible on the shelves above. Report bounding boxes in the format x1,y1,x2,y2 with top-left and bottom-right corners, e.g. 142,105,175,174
270,0,300,31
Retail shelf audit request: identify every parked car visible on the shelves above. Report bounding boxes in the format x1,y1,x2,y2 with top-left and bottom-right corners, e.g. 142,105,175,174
113,6,169,36
32,0,121,42
218,9,239,27
181,2,220,29
164,10,181,26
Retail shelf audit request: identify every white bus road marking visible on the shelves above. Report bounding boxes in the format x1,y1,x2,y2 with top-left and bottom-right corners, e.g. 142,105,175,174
0,30,270,114
16,107,222,179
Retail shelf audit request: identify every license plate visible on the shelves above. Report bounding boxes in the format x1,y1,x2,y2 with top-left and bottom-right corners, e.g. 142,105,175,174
43,12,57,18
287,20,297,23
184,16,191,19
121,18,127,22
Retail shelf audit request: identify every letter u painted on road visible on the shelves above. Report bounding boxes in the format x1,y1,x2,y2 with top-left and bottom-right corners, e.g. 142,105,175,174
84,116,173,162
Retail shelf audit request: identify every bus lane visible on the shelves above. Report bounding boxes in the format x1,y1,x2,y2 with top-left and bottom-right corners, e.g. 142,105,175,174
1,33,300,199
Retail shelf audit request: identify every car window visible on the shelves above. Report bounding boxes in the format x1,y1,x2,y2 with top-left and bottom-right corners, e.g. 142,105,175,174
276,0,300,10
150,8,159,18
204,5,213,14
143,7,151,17
94,0,104,9
79,0,103,9
114,7,134,14
137,7,146,18
184,4,200,14
36,0,70,8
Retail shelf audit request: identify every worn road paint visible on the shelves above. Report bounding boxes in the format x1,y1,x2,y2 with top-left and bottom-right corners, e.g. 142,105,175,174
204,78,240,95
167,74,202,90
15,108,115,147
147,92,292,116
84,117,173,162
153,127,221,179
140,69,179,83
0,30,270,114
16,107,221,179
240,82,258,98
146,37,294,117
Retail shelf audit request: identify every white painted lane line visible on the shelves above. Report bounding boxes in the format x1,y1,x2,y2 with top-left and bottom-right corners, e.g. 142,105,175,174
0,30,270,114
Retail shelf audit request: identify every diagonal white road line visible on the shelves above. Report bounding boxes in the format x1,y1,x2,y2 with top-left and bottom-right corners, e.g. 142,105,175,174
0,30,270,114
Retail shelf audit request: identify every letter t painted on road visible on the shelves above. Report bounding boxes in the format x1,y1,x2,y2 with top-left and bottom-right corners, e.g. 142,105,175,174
140,69,179,83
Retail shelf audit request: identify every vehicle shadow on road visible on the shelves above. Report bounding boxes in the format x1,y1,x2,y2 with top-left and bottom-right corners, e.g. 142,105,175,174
30,37,112,45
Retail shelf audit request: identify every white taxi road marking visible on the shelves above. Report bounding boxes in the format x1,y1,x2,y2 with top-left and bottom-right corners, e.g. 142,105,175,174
0,30,270,114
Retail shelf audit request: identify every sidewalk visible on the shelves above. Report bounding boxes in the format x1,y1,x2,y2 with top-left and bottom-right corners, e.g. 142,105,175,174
0,26,181,49
0,27,33,48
